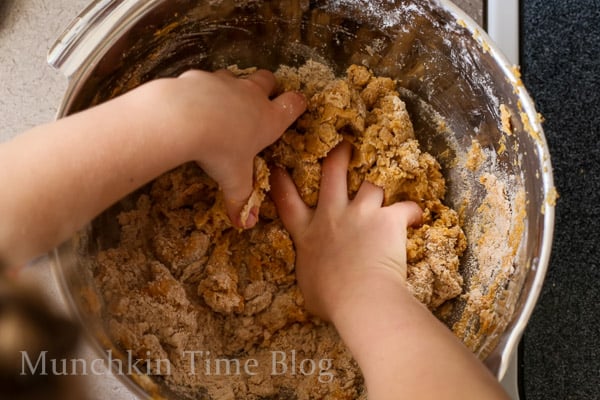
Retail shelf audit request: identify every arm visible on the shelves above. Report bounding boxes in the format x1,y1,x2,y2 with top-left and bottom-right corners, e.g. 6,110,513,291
0,69,306,268
270,141,509,400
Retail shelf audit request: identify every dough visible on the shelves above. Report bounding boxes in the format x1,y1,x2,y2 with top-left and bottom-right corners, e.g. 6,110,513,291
270,61,466,308
93,61,466,399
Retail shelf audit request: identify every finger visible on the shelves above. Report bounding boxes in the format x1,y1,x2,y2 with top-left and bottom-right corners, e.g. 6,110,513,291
212,68,236,79
219,160,255,229
318,141,352,210
259,91,306,148
245,69,277,96
388,201,423,228
353,180,385,208
178,69,207,80
270,91,307,134
270,167,311,236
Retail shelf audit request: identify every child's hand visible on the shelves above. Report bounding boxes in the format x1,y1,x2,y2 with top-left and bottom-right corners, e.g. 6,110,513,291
270,141,422,321
0,68,305,266
271,143,510,400
139,69,306,228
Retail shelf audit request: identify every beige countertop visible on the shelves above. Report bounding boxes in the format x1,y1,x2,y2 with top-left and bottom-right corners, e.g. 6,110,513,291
0,1,486,399
0,0,86,142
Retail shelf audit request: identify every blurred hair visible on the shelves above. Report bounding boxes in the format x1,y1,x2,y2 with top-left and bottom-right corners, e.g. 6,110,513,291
0,278,85,400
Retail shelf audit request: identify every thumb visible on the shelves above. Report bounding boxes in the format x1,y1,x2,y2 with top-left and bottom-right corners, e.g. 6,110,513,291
267,92,307,143
270,166,311,237
390,201,423,228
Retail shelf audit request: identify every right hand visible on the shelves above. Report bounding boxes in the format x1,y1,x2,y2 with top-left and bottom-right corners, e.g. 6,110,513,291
270,141,422,321
136,69,306,228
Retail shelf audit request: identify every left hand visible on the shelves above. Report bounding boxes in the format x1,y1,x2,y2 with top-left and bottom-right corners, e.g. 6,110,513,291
270,141,422,321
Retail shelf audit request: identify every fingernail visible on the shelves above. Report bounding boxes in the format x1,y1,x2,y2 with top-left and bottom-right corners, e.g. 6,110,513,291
243,206,259,229
294,91,307,106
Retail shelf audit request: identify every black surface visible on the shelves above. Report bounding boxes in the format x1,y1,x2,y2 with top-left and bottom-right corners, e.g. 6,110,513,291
520,1,600,399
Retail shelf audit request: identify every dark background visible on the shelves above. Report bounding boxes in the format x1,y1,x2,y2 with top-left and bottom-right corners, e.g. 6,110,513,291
520,0,600,399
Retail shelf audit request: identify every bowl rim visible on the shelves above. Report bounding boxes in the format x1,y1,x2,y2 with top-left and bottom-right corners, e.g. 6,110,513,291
437,0,555,379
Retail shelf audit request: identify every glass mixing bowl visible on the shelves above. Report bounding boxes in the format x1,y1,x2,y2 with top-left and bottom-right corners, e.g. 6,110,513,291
49,0,555,398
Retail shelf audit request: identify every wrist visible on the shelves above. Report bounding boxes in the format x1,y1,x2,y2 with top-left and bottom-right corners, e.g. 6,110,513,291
329,269,408,332
122,79,206,164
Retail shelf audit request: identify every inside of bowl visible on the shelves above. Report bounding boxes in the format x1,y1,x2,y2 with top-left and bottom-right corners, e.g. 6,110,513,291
54,0,549,394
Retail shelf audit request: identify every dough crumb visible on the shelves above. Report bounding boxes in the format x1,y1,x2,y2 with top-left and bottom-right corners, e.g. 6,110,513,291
500,104,513,136
466,139,486,172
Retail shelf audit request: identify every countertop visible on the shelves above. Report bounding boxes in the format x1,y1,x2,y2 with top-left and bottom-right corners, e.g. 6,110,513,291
0,0,84,142
1,0,598,399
